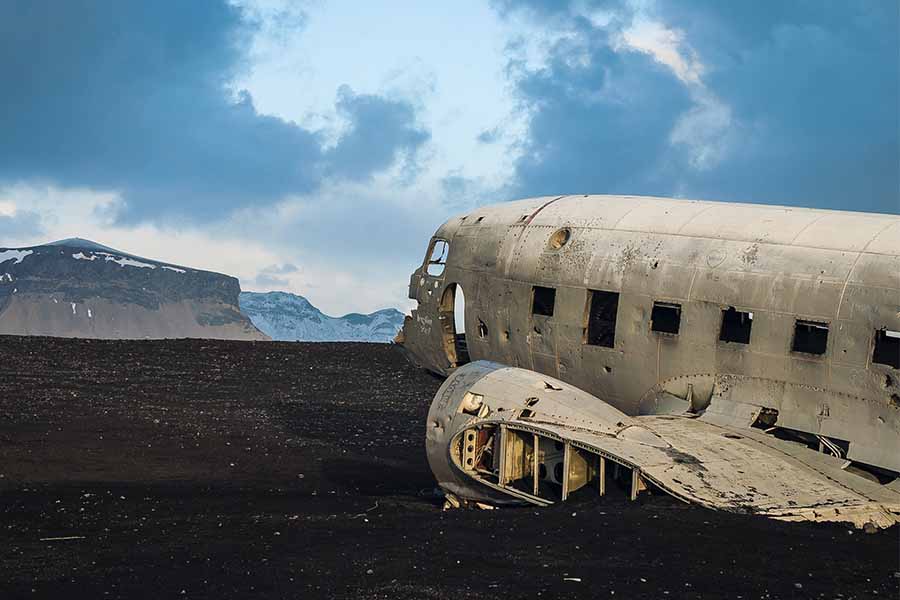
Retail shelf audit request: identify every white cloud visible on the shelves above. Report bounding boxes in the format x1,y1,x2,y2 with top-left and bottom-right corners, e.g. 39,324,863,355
234,0,520,189
669,91,734,170
619,16,735,171
621,19,704,85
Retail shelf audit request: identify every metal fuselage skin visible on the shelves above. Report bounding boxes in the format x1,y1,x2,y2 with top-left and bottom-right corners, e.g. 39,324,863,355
399,195,900,473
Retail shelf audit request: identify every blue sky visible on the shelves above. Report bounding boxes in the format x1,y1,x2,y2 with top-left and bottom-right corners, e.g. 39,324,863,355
1,0,897,314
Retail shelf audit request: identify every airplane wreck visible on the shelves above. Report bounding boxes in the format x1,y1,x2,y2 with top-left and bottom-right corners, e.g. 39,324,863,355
397,195,900,528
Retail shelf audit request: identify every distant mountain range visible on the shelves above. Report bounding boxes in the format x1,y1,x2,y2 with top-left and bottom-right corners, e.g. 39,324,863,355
0,238,266,340
239,291,405,343
0,238,405,343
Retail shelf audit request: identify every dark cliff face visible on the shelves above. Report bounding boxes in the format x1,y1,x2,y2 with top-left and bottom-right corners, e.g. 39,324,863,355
1,243,237,310
0,239,266,339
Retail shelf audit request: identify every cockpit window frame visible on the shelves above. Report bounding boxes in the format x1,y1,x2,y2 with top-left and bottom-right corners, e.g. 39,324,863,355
425,238,450,277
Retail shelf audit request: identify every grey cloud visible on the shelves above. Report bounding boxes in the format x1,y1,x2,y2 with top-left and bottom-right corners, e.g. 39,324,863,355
655,1,899,213
0,211,44,239
506,21,692,198
253,273,290,288
260,263,299,275
325,85,430,183
0,1,431,223
440,173,495,212
491,0,630,19
476,127,502,144
251,262,299,288
494,0,899,213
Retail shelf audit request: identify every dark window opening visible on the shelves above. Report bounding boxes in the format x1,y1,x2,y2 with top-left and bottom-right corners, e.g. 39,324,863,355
872,329,900,369
792,319,828,355
719,307,753,344
650,301,681,335
532,286,556,317
586,290,619,347
426,239,449,277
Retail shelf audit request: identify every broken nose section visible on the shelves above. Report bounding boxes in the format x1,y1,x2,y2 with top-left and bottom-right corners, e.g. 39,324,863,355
425,360,673,508
426,362,900,529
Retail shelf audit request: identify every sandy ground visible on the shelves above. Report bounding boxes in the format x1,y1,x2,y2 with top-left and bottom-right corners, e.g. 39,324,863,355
0,336,897,599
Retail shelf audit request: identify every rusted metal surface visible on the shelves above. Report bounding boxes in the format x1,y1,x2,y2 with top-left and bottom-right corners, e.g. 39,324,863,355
401,195,900,525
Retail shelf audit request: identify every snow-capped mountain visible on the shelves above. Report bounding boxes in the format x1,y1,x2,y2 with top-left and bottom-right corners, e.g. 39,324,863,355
239,291,405,343
0,238,267,340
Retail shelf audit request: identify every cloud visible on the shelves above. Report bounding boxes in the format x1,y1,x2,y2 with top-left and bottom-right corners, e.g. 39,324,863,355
491,0,629,21
504,17,692,198
477,127,502,144
0,210,44,241
262,263,299,275
253,273,290,288
621,19,703,85
252,262,299,288
492,0,899,213
0,0,430,223
654,1,899,212
324,85,430,183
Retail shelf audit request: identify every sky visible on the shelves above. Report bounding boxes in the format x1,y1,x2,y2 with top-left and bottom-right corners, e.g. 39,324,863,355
0,0,897,316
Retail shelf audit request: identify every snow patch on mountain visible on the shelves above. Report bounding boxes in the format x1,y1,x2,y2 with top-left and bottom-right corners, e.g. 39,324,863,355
96,253,156,269
0,250,33,265
239,291,405,343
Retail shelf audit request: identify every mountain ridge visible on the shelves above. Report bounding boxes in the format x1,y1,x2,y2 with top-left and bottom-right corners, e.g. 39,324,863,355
0,238,266,340
239,290,404,343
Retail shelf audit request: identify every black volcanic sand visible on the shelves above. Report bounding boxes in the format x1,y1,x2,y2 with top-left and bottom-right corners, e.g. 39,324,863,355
0,337,897,599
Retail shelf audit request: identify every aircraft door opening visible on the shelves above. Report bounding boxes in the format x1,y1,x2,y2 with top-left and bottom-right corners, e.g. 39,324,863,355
439,283,470,368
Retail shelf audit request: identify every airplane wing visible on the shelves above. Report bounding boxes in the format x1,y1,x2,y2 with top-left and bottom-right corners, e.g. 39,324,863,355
426,361,900,529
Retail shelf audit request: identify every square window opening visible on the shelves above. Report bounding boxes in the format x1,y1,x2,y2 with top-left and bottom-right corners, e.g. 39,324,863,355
426,239,449,277
532,286,556,317
792,320,829,355
872,329,900,369
650,302,681,335
719,307,753,344
586,290,619,347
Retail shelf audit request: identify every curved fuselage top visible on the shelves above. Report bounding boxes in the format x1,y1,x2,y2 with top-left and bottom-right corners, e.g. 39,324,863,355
400,195,900,472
